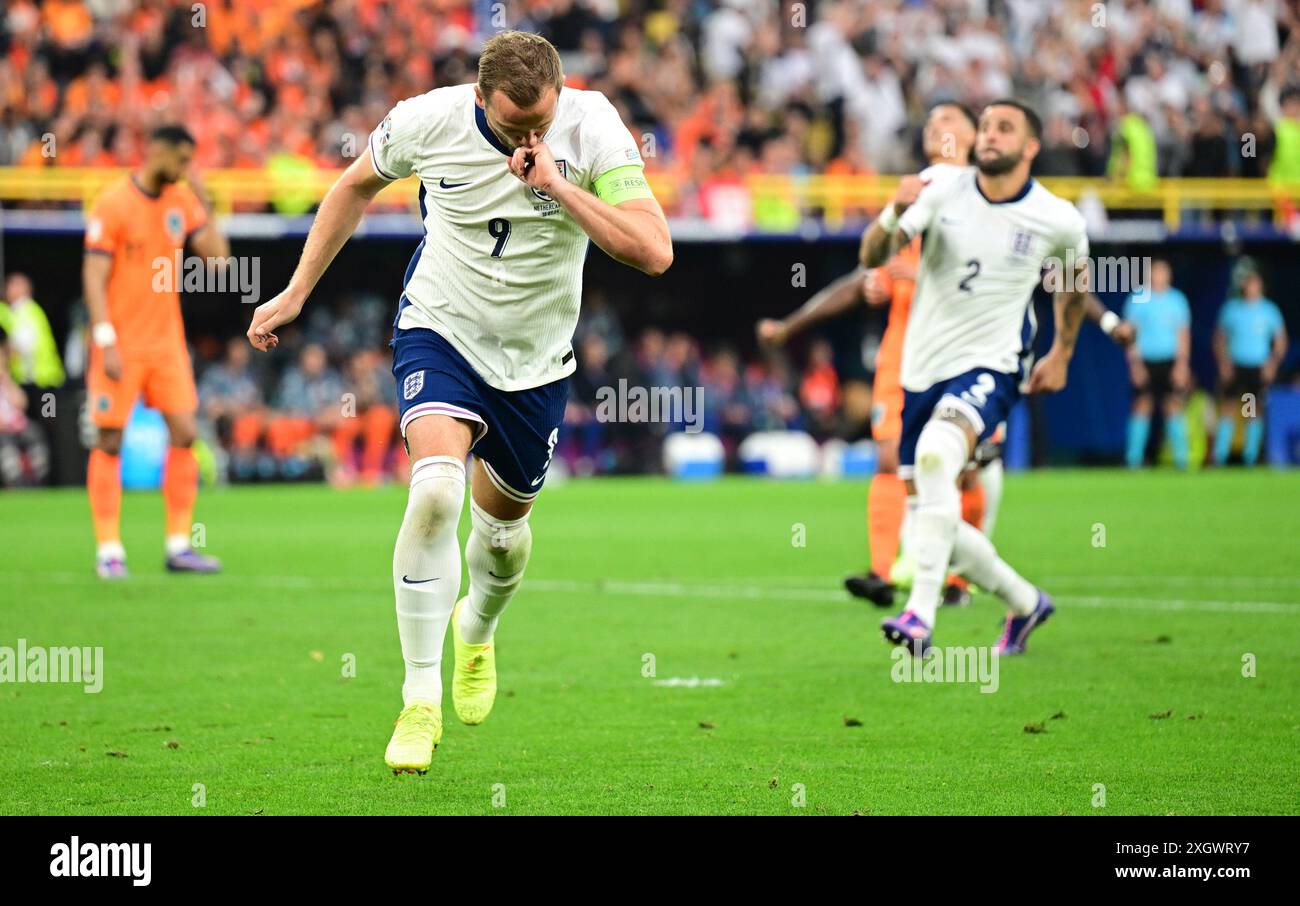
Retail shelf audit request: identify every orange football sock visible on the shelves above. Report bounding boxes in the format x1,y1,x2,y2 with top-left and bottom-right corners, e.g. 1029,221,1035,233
87,449,122,545
961,482,986,531
163,445,199,540
867,471,906,579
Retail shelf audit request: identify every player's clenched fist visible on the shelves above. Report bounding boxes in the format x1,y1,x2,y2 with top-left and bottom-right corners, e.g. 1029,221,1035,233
247,289,305,352
755,318,789,348
509,142,563,195
1027,348,1070,394
890,174,928,214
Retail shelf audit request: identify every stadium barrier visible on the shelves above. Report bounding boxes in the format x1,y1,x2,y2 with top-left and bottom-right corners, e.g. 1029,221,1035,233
3,168,1300,234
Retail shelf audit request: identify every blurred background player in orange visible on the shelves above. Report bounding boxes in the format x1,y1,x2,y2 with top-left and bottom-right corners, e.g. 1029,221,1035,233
757,102,978,605
83,124,230,578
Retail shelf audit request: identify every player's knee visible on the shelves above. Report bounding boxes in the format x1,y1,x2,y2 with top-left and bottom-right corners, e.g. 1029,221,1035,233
169,427,197,448
915,419,969,481
98,430,123,456
877,444,899,474
406,458,467,540
470,501,532,565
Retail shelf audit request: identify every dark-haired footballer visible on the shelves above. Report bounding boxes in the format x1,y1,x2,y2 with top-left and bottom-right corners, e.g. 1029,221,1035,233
83,124,228,578
860,99,1091,657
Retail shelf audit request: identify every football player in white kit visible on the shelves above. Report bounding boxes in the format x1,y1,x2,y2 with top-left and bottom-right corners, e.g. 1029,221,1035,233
246,32,672,773
860,100,1090,658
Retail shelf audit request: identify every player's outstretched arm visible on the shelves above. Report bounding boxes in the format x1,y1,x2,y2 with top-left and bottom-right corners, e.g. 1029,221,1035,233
247,152,389,351
756,268,866,348
511,144,672,276
1084,293,1135,346
1029,271,1089,394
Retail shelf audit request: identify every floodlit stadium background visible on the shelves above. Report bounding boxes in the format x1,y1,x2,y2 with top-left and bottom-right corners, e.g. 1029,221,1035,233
2,0,1300,488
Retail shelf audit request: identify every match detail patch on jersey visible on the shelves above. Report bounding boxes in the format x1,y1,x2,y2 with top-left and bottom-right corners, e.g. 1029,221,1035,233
403,370,425,400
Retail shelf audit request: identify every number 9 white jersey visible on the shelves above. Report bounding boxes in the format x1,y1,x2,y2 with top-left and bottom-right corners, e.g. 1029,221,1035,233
896,165,1089,392
370,83,645,392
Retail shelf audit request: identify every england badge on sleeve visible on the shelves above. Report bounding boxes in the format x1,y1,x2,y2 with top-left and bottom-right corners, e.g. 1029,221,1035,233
403,370,425,401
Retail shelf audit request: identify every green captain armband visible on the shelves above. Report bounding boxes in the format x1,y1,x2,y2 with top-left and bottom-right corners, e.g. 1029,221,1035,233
593,165,654,205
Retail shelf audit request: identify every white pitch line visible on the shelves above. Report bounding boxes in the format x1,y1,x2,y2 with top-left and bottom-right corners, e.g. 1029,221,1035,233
4,572,1298,615
652,677,725,688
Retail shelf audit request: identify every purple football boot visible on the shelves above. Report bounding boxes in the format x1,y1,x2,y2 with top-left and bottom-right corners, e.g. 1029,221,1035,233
993,591,1055,655
165,549,222,574
881,609,932,657
96,557,129,580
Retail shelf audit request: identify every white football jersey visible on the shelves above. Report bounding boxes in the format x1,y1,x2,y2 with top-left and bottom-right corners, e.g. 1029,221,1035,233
369,83,644,391
896,166,1089,392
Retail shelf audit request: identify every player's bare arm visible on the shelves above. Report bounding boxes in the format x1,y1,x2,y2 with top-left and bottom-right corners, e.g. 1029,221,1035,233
247,152,389,351
1084,293,1135,346
1213,325,1233,383
186,168,231,262
1264,324,1289,383
756,268,866,348
1028,264,1089,394
859,174,925,269
1174,326,1192,390
82,251,121,381
510,142,672,276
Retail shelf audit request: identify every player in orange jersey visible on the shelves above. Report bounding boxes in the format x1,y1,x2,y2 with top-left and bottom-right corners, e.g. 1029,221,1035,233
83,124,230,578
756,102,978,605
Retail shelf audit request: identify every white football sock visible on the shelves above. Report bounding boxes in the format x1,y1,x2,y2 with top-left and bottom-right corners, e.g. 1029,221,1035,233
904,420,968,627
393,456,466,707
97,540,126,561
458,499,532,644
898,494,919,559
949,520,1038,615
979,457,1004,539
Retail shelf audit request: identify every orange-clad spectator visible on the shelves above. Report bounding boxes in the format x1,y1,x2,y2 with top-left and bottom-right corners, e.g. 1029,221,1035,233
799,338,841,422
64,64,122,117
42,0,93,49
332,349,397,486
267,343,343,460
63,131,115,167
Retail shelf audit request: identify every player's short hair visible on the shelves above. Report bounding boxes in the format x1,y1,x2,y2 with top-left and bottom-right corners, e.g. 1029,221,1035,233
932,101,978,132
478,31,564,109
983,99,1042,139
149,124,196,147
930,101,978,163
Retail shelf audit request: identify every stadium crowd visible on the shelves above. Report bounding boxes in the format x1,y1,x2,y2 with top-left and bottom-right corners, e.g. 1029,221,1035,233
4,0,1300,209
1,255,1292,486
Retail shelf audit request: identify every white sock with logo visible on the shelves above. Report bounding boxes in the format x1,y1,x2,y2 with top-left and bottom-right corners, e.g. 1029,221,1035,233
393,456,466,707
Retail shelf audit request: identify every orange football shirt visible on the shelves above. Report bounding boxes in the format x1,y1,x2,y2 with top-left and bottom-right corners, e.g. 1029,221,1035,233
873,236,921,380
84,176,207,358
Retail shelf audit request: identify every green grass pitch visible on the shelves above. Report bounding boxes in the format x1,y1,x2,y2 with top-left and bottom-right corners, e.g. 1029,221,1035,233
2,470,1298,815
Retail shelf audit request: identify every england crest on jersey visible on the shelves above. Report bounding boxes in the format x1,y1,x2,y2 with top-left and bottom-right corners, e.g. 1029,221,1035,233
1010,229,1034,257
531,160,568,202
403,370,425,401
